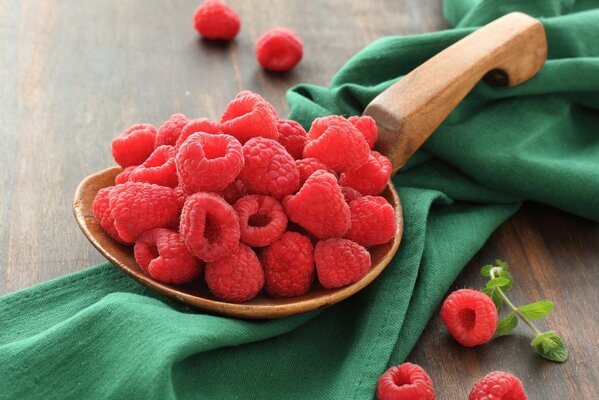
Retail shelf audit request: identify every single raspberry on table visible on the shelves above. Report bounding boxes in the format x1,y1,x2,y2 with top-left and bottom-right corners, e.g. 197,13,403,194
107,182,180,243
469,371,527,400
234,195,287,247
348,115,378,149
111,124,157,168
339,151,392,196
238,137,299,199
114,166,136,184
219,179,247,204
205,243,264,303
176,132,244,194
134,228,201,284
346,196,396,247
175,118,222,149
179,192,240,262
283,170,350,239
92,187,125,243
314,238,370,289
193,0,240,41
262,231,314,297
441,288,498,347
220,90,279,143
277,119,308,159
377,363,435,400
341,186,362,203
155,113,189,147
303,115,370,173
256,28,303,72
295,157,333,187
129,145,178,187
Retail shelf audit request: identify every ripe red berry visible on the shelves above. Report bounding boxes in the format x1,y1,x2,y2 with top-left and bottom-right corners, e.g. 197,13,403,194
193,0,240,41
156,113,189,147
114,166,136,185
441,289,499,347
205,243,264,303
314,238,370,289
346,196,396,247
176,132,244,194
111,124,157,168
129,145,178,187
277,119,308,159
469,371,527,400
377,363,435,400
295,157,333,187
219,179,247,204
256,28,303,72
262,231,314,297
175,118,222,149
348,115,378,149
234,195,287,247
92,186,125,243
220,90,279,143
339,151,392,196
341,186,362,203
134,228,201,284
179,192,240,262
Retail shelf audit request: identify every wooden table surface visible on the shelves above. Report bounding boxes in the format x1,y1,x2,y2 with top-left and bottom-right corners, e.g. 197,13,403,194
1,0,597,398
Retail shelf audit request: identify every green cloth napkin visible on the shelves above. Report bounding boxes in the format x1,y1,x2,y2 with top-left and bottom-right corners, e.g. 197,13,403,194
1,1,598,398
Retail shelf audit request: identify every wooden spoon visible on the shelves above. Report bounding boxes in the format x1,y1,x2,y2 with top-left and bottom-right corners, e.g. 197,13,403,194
73,12,546,319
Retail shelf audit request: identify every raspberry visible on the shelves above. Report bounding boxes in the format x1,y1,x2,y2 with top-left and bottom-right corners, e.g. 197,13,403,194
114,166,136,184
303,115,369,173
348,115,378,149
175,118,222,149
129,145,178,187
111,124,157,168
441,289,499,347
108,182,180,243
341,186,362,203
346,196,396,247
205,243,264,302
283,170,350,239
262,231,314,297
234,195,287,247
277,119,307,159
179,192,240,262
174,186,188,209
220,91,279,144
193,0,240,40
314,238,371,289
295,158,334,187
339,151,392,196
156,113,189,147
256,28,303,72
377,363,435,400
176,133,244,194
219,179,247,204
92,187,125,243
238,137,299,199
134,228,201,284
469,371,527,400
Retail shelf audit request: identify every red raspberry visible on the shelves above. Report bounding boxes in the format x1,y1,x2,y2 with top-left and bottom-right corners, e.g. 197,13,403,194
176,132,244,194
348,115,378,149
441,289,499,347
111,124,157,168
174,186,188,209
341,186,362,203
234,195,287,247
175,118,222,149
155,113,189,147
469,371,527,400
179,192,240,262
129,145,178,187
220,91,279,144
339,151,392,196
134,228,201,284
262,231,314,297
205,243,264,302
193,0,240,41
238,137,299,199
346,196,396,247
277,119,307,159
314,238,371,289
92,187,126,243
296,158,333,187
219,179,247,204
377,363,435,400
114,166,136,184
256,28,303,72
303,115,369,173
108,182,180,243
283,170,350,239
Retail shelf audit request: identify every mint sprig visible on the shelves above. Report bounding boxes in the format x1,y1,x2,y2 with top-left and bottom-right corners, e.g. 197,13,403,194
480,259,568,363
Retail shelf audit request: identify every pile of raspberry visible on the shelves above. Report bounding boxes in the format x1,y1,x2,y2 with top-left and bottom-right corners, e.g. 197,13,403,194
93,90,396,303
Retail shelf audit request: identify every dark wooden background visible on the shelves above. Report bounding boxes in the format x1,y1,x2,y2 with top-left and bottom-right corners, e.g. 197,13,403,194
1,0,597,398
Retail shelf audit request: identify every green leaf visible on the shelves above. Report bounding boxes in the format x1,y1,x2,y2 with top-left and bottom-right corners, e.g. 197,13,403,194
482,287,503,312
496,313,518,336
531,331,568,363
486,277,510,289
497,270,513,291
519,300,554,320
480,265,493,277
495,259,510,271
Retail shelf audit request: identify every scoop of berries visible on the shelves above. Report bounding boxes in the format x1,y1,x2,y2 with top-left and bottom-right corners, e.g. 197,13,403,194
94,90,396,303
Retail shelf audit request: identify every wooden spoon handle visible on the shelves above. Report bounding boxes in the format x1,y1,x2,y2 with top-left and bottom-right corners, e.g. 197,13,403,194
364,12,547,174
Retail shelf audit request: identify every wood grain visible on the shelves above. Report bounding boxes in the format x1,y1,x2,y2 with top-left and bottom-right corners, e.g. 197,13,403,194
0,0,597,398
